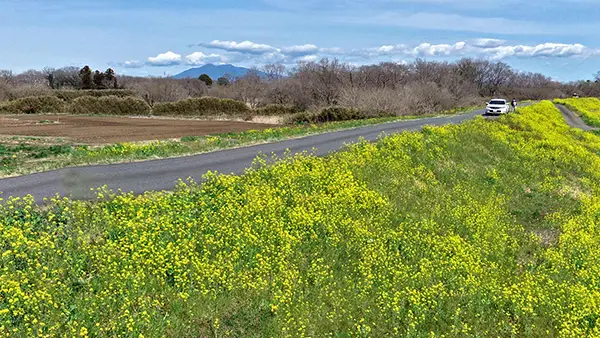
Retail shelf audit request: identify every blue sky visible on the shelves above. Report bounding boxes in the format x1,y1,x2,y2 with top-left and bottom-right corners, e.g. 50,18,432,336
1,0,600,81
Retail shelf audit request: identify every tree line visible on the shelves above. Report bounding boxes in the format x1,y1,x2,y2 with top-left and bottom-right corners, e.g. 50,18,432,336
0,66,119,91
2,58,600,115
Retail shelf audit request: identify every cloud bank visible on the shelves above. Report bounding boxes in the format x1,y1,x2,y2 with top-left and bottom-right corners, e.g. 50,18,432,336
130,39,598,69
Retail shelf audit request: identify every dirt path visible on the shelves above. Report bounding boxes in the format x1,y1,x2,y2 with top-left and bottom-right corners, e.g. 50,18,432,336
0,115,276,144
554,104,599,131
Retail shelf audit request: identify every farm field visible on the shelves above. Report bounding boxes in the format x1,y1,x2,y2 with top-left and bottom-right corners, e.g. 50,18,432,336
0,115,276,144
2,101,600,337
0,113,445,178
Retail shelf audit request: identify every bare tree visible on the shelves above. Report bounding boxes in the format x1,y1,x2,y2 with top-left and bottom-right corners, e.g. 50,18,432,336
294,58,349,106
53,67,82,89
42,67,56,89
263,63,287,81
230,69,267,108
14,69,46,86
0,70,14,85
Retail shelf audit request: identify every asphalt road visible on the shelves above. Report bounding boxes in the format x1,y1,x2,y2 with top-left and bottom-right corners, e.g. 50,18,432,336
1,110,485,202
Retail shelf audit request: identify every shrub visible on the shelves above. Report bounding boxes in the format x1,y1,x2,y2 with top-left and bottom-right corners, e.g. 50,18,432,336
287,106,392,124
54,89,137,101
4,85,53,100
0,95,65,114
254,104,302,116
152,97,250,117
339,87,408,115
67,95,151,116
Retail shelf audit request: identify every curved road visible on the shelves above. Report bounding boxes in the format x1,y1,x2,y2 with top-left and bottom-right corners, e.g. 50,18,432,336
1,110,485,202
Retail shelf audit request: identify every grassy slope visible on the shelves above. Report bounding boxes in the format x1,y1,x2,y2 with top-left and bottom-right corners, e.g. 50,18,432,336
0,112,467,177
2,101,600,337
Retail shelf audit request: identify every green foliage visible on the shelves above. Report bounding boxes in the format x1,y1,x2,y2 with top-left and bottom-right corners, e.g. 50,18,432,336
0,142,72,173
79,66,93,90
67,95,151,116
92,70,105,89
152,97,250,117
3,102,600,336
198,74,213,86
217,76,230,86
0,95,65,114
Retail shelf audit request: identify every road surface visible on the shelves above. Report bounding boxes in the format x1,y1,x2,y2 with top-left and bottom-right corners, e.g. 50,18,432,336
1,109,485,202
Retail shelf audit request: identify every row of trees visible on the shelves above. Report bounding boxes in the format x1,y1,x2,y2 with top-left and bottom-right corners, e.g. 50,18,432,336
198,74,231,87
77,66,118,89
0,66,119,91
2,58,600,114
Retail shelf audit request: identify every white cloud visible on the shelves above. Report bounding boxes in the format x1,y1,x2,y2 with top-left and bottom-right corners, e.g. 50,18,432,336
122,60,143,68
471,38,506,48
320,47,345,55
485,43,589,60
133,39,598,70
185,52,223,65
408,42,467,57
297,54,319,62
261,51,289,63
358,44,406,58
281,44,319,56
147,51,182,66
201,40,278,54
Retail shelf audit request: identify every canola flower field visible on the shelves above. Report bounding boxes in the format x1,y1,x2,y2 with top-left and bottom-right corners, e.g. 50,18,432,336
555,97,600,127
2,101,600,337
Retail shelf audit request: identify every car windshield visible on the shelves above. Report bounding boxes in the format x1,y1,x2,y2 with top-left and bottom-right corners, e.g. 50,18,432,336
489,100,506,105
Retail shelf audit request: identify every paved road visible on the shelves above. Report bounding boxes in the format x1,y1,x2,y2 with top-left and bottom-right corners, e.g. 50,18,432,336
1,110,485,202
555,104,599,131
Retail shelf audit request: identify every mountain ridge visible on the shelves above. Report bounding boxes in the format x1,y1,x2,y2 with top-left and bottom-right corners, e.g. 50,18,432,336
172,64,266,79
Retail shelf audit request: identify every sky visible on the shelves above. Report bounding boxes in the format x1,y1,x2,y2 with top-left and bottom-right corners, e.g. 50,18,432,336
1,0,600,81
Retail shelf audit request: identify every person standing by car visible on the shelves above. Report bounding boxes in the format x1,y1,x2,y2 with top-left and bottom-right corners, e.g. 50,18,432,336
511,98,517,112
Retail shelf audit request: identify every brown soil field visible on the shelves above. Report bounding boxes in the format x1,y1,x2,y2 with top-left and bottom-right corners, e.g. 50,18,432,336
0,115,276,144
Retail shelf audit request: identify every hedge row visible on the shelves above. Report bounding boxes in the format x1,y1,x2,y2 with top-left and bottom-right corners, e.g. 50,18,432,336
67,96,151,116
287,106,394,124
0,96,64,114
54,89,137,101
0,96,397,124
0,95,151,116
152,97,251,117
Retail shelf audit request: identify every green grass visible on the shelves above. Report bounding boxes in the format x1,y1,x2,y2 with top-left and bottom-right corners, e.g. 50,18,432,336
0,142,73,173
0,110,477,177
2,101,600,336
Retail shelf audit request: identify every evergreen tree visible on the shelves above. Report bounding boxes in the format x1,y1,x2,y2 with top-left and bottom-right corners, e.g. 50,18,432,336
199,74,213,86
79,66,92,89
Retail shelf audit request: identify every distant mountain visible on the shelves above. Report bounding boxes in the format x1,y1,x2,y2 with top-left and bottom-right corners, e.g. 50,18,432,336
172,64,266,80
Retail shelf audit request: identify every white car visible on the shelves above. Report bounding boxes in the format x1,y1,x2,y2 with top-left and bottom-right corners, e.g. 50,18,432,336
486,99,511,115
